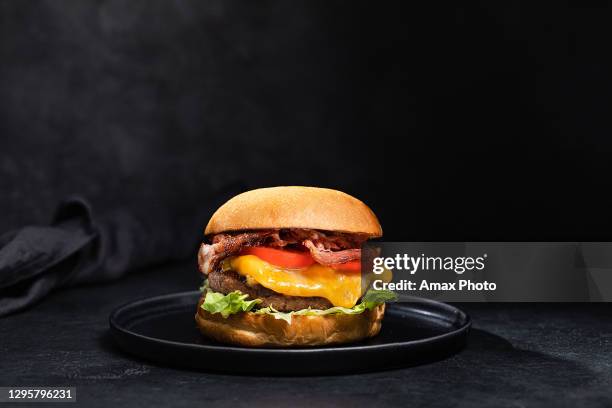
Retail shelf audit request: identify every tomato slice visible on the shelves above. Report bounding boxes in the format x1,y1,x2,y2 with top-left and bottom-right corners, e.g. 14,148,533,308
240,247,361,271
240,247,315,269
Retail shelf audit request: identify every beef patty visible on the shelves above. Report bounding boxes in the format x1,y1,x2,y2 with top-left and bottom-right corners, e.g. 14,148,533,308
207,269,333,312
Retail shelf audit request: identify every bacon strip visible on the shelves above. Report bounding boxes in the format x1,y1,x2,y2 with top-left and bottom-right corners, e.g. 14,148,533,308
302,240,361,266
198,229,367,274
198,231,273,274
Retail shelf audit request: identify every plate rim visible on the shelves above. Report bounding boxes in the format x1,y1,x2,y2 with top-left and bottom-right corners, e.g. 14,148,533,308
109,290,471,354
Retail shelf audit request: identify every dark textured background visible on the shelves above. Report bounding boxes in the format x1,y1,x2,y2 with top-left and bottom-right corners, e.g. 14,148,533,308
2,1,612,244
0,1,382,245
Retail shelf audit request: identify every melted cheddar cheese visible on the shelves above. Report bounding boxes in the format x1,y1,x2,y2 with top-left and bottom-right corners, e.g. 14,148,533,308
225,255,362,308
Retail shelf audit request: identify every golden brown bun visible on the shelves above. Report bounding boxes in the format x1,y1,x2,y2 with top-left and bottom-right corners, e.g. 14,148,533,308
205,186,382,237
195,296,385,347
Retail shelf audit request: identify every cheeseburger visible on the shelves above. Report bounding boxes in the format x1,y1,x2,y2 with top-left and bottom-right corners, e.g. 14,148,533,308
195,186,395,347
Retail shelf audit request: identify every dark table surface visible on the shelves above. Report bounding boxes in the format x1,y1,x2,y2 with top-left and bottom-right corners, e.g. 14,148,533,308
1,262,611,408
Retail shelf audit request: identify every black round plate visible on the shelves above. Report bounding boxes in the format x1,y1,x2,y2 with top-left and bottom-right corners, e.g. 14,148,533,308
109,291,471,375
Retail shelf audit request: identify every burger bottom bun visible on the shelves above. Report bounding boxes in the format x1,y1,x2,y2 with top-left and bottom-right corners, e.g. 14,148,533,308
195,297,385,348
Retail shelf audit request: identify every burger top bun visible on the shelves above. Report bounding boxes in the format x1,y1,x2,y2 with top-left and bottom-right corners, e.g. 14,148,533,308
204,186,382,237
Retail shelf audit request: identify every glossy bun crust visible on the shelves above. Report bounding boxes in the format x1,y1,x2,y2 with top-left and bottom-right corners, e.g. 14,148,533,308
204,186,382,237
195,296,385,348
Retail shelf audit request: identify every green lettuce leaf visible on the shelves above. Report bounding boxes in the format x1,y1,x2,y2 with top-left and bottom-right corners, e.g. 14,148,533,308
255,305,364,324
200,287,398,324
201,290,262,318
254,289,398,324
361,289,399,309
253,305,293,324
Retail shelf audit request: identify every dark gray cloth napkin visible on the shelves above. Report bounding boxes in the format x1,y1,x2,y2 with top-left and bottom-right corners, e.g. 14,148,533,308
0,197,194,316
